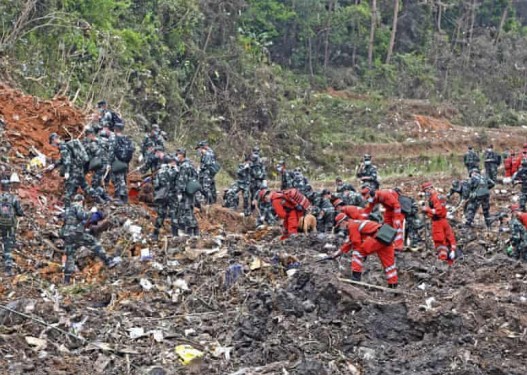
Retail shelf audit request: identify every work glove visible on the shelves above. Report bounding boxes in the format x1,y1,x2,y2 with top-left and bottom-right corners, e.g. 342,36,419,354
138,154,144,163
64,172,70,180
296,204,303,211
90,207,98,213
44,164,55,172
448,250,456,260
469,192,476,200
177,194,183,202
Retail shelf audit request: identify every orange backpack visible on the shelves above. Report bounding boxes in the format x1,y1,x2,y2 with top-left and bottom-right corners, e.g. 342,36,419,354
283,188,311,211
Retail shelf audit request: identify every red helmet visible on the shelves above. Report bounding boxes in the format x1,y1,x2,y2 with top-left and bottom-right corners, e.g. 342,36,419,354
332,198,344,208
334,212,348,226
510,204,521,212
421,182,433,191
258,189,270,202
360,185,371,197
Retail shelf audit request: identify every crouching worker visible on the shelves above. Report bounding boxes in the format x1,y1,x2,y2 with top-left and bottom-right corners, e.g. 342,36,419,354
331,214,398,288
61,194,121,284
259,188,311,240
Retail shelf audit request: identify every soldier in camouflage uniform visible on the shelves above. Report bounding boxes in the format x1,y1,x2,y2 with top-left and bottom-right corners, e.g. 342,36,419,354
335,178,364,207
277,160,294,190
463,146,480,175
152,156,179,240
512,159,527,211
196,140,219,204
140,124,165,162
483,144,501,183
175,148,200,236
317,189,335,233
0,176,24,275
83,128,111,198
292,168,310,195
49,133,102,207
509,204,527,261
109,123,132,204
356,154,380,190
465,168,494,228
97,100,122,132
223,160,251,215
61,194,120,284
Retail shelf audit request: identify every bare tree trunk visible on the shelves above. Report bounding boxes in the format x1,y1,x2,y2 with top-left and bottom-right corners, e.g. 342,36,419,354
495,0,510,44
308,37,314,76
466,0,477,63
385,0,400,64
324,0,335,72
368,0,377,69
437,1,442,32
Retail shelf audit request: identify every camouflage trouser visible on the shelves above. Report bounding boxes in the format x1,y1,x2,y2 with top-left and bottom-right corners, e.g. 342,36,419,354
465,196,491,226
63,230,109,277
178,194,198,231
318,211,335,233
405,214,423,247
224,182,250,214
199,171,217,204
250,180,265,206
91,166,110,191
256,201,277,226
111,171,128,201
65,171,97,207
485,165,498,183
154,200,179,233
520,191,527,212
1,229,15,268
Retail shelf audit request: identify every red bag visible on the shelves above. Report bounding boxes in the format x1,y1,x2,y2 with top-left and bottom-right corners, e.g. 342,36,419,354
283,188,311,211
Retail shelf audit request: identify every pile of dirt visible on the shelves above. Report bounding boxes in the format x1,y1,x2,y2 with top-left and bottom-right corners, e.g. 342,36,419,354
0,84,85,156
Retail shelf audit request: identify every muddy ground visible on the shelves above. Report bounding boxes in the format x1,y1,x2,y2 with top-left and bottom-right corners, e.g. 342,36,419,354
0,85,526,375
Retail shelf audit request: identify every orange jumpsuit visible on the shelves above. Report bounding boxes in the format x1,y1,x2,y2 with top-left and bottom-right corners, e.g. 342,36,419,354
341,220,398,286
339,205,366,220
424,190,457,264
364,189,404,251
513,154,522,176
270,192,301,240
505,154,515,177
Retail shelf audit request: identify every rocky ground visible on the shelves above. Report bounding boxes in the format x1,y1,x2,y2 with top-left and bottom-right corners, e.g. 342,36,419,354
0,85,526,375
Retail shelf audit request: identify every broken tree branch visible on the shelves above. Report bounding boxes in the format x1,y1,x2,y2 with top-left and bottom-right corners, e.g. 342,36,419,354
338,278,415,296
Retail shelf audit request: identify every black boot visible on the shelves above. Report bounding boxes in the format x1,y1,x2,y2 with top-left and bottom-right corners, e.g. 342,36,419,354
151,231,159,241
5,265,13,276
64,274,71,284
351,271,362,282
388,283,398,289
171,226,179,237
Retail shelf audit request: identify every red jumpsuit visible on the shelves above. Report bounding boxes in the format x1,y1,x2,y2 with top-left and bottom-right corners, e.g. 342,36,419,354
504,154,514,177
424,190,457,264
270,192,301,240
339,205,365,220
364,189,404,251
518,212,527,227
513,154,522,176
341,220,398,286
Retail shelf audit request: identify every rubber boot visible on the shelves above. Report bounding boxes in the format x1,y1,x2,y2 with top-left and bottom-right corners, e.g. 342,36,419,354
388,283,398,289
5,265,13,276
171,226,179,237
351,271,362,282
64,274,71,284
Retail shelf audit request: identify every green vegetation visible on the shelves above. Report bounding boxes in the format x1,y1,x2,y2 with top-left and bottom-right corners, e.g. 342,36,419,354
1,0,527,173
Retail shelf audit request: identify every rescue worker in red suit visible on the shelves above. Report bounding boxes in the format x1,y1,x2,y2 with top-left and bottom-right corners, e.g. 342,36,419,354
332,198,365,219
421,182,457,265
331,214,398,288
504,150,516,178
513,151,523,176
260,189,307,240
361,184,404,251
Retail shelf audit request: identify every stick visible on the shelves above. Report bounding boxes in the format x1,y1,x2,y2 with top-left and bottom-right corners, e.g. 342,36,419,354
62,126,73,139
337,277,414,296
0,304,86,343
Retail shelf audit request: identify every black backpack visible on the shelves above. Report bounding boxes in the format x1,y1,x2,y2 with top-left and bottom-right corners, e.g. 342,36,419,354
110,111,123,128
115,136,135,163
0,195,15,229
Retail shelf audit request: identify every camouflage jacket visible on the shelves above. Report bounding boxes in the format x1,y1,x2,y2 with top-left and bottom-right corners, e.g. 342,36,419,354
199,149,217,174
357,164,378,184
510,216,527,248
62,204,89,234
250,160,267,181
280,170,294,190
513,167,527,192
175,158,198,193
141,134,165,156
236,163,251,185
464,150,480,167
154,164,179,198
0,192,24,225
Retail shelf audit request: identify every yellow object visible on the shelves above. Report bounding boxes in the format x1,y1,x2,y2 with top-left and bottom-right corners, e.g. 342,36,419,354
175,344,204,365
27,155,46,171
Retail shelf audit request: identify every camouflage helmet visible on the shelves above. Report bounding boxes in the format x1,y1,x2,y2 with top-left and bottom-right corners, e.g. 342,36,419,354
97,100,107,107
151,124,160,131
49,132,59,144
363,154,372,161
85,127,95,135
175,148,186,156
195,140,208,149
114,122,124,130
73,194,84,202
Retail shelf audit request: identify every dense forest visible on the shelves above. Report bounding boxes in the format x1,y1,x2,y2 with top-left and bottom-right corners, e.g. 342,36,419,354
1,0,527,165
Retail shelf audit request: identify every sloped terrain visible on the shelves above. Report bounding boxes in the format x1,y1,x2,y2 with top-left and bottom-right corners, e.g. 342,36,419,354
0,86,526,374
